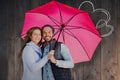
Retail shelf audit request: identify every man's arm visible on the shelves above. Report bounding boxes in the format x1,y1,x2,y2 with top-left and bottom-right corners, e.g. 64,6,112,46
49,44,74,68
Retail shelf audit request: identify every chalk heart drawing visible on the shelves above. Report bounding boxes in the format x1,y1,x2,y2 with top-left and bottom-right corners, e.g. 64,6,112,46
78,1,114,37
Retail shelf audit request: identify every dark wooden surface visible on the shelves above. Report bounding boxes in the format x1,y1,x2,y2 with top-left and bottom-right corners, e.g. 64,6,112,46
0,0,120,80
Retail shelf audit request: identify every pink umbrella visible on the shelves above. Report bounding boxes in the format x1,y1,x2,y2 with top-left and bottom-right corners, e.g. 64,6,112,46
21,0,102,63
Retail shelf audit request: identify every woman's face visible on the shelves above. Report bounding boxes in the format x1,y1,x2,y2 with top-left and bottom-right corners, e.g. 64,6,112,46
31,29,41,45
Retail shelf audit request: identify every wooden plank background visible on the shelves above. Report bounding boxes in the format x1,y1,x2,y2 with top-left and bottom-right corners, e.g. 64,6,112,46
0,0,120,80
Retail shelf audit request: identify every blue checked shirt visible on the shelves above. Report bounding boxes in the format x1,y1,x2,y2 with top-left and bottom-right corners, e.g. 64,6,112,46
43,45,55,80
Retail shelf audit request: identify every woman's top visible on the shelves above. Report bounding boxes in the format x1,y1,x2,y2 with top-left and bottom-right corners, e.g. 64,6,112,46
22,41,48,80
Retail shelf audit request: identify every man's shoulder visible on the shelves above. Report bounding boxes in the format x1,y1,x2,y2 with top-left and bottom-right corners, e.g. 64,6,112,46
60,43,68,49
57,41,63,45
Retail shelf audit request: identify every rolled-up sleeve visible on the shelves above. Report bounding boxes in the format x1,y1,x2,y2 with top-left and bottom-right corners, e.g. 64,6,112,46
56,44,74,68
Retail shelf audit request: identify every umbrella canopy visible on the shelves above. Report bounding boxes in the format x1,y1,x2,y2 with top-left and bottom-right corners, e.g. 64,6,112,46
21,0,102,63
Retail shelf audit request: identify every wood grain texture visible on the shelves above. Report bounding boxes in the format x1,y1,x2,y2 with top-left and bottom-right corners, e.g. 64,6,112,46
0,0,120,80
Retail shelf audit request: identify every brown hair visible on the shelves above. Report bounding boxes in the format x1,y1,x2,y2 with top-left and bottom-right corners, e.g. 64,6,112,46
19,26,42,58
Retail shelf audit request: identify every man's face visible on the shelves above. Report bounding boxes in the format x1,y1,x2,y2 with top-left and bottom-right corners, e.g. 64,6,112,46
42,27,53,42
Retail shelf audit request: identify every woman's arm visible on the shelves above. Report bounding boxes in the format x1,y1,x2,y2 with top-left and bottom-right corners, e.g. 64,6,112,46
22,46,48,72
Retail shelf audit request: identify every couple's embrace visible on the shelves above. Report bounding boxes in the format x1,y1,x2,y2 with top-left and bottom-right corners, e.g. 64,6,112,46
21,24,74,80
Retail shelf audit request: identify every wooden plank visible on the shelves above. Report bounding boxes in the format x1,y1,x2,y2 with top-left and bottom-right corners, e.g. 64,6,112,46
72,63,84,80
100,0,119,80
13,2,24,78
0,0,15,80
6,0,16,80
115,0,120,80
0,44,8,80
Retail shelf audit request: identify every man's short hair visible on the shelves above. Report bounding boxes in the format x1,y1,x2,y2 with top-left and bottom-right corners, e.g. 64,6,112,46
41,24,54,33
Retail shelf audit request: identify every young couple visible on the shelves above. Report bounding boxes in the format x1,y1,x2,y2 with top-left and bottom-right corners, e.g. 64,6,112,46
21,24,74,80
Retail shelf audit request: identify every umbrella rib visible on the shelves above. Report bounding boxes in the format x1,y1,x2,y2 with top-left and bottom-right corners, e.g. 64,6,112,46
64,12,86,25
66,25,101,38
62,30,65,43
38,12,62,28
64,28,91,60
55,1,63,23
46,16,60,27
53,28,61,37
53,28,65,42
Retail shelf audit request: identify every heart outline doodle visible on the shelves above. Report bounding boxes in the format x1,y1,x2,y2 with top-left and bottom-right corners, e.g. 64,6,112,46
78,1,114,37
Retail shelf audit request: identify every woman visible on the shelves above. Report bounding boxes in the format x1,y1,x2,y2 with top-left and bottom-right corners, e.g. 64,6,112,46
21,27,54,80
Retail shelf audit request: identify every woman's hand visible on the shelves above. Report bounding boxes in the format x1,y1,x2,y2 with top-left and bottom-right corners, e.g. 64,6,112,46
48,50,56,64
48,50,54,58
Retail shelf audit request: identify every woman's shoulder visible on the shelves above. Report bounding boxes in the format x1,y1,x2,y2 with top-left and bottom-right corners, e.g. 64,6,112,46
23,45,34,52
22,45,35,57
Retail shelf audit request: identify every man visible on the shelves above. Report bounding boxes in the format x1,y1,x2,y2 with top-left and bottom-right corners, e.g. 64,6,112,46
41,24,74,80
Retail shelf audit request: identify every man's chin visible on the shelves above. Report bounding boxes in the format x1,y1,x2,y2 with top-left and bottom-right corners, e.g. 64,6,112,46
45,39,51,42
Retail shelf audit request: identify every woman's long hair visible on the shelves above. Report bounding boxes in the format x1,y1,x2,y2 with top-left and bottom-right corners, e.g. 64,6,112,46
19,27,42,58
